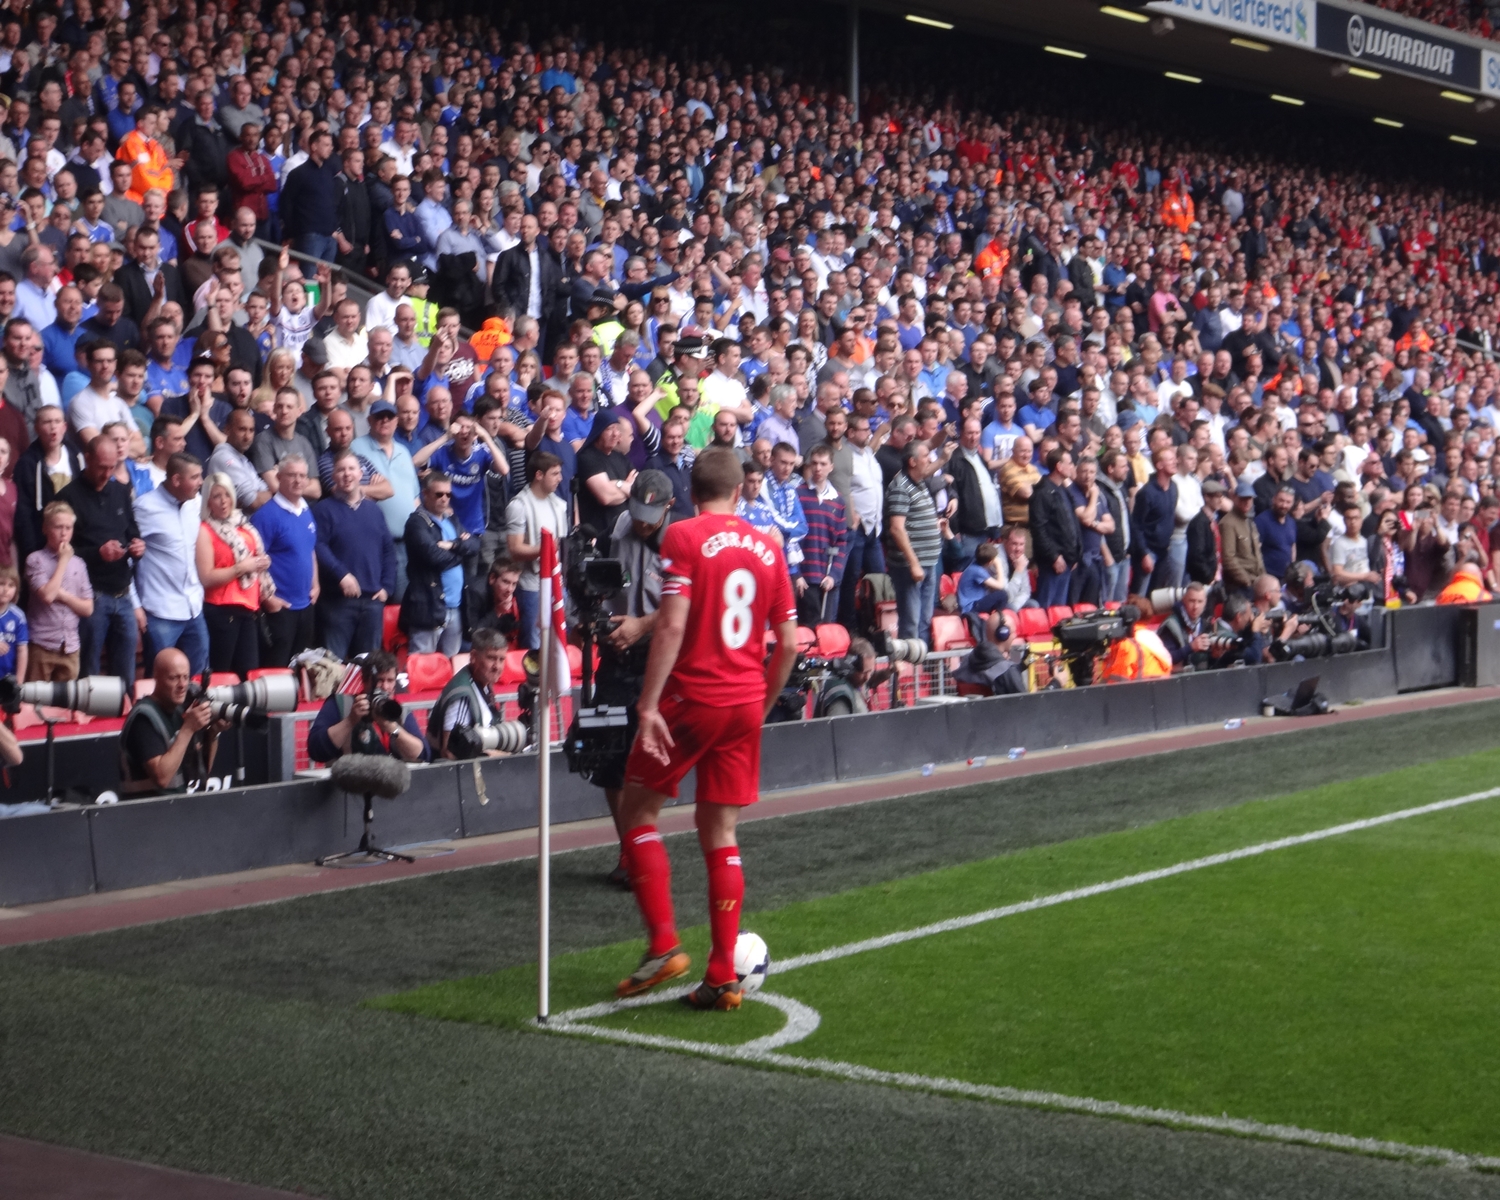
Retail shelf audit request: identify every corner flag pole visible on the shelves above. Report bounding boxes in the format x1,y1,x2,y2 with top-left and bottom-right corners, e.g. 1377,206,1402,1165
536,533,555,1023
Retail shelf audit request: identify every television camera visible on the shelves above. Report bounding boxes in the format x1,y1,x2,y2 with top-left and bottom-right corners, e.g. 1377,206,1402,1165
561,525,635,783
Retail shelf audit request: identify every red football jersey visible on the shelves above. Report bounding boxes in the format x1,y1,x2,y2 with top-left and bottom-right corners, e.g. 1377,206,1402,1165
658,511,796,708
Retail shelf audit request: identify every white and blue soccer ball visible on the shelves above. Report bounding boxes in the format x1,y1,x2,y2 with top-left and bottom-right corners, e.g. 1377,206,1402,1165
733,931,770,995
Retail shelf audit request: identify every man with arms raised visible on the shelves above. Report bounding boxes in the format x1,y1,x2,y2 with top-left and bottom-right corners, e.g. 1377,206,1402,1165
615,447,798,1010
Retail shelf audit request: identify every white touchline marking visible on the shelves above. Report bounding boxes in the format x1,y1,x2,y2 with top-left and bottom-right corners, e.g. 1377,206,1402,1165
537,786,1500,1168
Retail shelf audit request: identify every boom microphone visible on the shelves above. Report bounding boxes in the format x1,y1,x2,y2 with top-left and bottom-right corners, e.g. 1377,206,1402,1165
329,754,412,799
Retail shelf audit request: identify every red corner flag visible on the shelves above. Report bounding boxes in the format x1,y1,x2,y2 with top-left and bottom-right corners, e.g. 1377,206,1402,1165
538,529,570,701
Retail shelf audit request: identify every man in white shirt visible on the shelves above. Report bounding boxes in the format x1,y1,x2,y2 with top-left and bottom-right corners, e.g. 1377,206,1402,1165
70,340,136,443
323,299,369,371
378,117,419,177
839,412,887,625
134,452,209,674
362,262,410,332
698,339,754,428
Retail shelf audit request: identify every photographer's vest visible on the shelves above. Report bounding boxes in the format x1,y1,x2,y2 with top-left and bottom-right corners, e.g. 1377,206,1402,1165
119,696,202,795
427,667,499,756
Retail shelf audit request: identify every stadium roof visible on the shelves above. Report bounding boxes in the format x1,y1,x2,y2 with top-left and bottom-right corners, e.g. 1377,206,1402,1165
847,0,1500,146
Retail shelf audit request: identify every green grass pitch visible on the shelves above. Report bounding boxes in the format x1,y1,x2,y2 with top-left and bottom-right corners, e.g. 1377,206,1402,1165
378,748,1500,1164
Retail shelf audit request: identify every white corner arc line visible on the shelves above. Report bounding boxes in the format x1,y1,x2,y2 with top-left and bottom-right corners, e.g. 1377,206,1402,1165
770,786,1500,974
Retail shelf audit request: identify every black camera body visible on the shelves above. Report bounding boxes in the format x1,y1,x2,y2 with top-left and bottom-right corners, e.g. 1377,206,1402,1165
562,525,639,785
1269,582,1369,662
768,652,866,723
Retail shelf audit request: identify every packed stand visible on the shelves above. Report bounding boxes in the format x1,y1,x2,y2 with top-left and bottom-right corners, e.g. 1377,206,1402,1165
1368,0,1500,42
0,0,1488,729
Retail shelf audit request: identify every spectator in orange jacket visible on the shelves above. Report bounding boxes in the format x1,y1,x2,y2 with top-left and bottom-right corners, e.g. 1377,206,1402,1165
116,105,176,204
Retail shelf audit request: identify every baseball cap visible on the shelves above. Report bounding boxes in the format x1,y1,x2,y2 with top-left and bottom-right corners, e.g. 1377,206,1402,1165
629,469,674,524
370,400,398,419
1202,479,1225,497
1235,477,1256,498
302,336,328,366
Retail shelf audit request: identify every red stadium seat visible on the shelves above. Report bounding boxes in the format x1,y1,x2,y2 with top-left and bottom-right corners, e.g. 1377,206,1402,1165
382,605,405,653
815,623,851,657
1016,608,1052,640
795,626,818,654
929,614,973,652
404,652,453,694
1072,602,1097,614
247,667,292,680
502,649,528,686
451,652,470,675
939,572,960,599
208,672,239,688
132,679,156,701
1046,605,1073,627
566,644,583,682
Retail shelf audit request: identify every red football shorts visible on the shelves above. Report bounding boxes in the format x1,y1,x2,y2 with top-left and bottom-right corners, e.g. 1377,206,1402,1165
625,694,764,806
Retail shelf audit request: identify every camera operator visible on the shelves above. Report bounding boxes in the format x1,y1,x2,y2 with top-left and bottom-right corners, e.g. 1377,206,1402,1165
1098,604,1173,682
593,469,677,886
119,647,230,795
428,627,511,759
307,650,428,763
952,622,1027,696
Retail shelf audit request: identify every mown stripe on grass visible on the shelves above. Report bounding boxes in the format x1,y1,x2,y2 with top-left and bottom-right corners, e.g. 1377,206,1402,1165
768,785,1500,973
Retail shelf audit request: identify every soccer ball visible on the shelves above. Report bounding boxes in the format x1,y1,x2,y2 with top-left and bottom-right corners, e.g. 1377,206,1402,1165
733,931,770,995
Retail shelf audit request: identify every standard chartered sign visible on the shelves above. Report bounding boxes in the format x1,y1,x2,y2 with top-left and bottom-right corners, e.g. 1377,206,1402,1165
1145,0,1315,48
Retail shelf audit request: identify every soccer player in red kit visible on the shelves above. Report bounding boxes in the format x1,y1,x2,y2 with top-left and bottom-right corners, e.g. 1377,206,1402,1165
614,447,799,1010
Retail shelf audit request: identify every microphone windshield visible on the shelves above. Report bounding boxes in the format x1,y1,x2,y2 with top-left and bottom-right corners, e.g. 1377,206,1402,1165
329,754,412,799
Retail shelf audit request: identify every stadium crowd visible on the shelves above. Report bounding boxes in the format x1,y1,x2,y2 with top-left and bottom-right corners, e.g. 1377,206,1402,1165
0,0,1490,703
1370,0,1500,42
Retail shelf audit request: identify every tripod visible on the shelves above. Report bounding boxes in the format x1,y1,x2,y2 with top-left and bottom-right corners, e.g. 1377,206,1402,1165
316,787,414,867
317,730,416,867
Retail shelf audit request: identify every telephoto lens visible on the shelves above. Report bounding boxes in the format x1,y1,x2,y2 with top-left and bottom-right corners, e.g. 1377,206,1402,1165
886,637,928,664
204,676,299,713
450,720,531,758
0,674,126,716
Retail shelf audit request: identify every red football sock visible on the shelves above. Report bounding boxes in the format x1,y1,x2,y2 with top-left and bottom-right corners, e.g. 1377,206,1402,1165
705,844,745,986
624,825,678,956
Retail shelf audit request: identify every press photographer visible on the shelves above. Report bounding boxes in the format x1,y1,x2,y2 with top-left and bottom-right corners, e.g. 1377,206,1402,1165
576,470,677,887
120,648,231,796
307,651,429,764
428,627,528,759
120,654,300,794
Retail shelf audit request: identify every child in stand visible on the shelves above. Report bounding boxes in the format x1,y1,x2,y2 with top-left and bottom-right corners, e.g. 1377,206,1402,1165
24,502,93,682
0,565,28,682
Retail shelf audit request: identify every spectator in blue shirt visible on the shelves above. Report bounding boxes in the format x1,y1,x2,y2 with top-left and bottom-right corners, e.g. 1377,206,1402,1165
314,450,397,659
250,455,319,667
412,413,508,536
981,390,1023,465
1255,485,1300,581
1017,376,1056,442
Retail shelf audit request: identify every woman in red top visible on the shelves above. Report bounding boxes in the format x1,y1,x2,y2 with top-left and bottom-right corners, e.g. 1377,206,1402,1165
195,473,275,679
